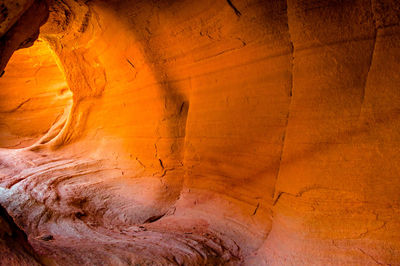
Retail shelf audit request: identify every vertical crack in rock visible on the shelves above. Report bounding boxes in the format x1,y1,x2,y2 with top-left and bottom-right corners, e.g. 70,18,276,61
252,202,260,216
226,0,241,17
271,0,295,207
179,102,185,114
272,191,284,206
126,58,137,79
159,158,164,169
126,58,135,69
359,0,378,119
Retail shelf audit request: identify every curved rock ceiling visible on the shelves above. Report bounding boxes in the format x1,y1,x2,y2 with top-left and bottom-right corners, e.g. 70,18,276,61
0,0,399,265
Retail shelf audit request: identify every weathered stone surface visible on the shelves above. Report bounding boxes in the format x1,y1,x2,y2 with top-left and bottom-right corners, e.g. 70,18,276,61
0,0,48,74
0,0,34,37
0,0,399,265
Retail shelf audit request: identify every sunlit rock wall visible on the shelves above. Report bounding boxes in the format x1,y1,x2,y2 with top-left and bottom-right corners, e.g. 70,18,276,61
0,0,399,265
0,40,71,148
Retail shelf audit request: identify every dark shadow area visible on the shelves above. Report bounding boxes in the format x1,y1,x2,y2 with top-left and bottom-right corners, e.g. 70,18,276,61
0,204,42,264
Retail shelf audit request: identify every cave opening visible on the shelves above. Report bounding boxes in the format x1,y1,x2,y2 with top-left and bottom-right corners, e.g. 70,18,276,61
0,39,72,149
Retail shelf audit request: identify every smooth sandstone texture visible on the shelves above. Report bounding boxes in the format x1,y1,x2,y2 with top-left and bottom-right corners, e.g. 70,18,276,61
0,40,72,148
0,0,399,265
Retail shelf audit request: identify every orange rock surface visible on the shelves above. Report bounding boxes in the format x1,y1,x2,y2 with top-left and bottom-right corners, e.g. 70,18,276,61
0,0,399,265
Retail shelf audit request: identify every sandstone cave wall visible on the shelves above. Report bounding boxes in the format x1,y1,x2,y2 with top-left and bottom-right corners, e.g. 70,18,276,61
0,0,399,265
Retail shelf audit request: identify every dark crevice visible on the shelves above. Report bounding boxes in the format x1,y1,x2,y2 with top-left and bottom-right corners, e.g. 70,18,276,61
0,4,8,23
143,213,166,223
272,191,284,206
0,204,42,264
39,234,54,241
226,0,241,17
179,102,185,114
252,202,260,216
78,10,91,33
126,58,135,70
